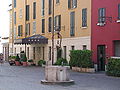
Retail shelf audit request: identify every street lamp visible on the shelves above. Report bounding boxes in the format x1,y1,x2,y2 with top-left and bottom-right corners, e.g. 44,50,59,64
51,0,55,65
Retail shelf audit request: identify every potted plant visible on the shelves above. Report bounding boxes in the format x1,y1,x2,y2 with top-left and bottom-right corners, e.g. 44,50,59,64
38,60,46,67
8,56,15,66
15,54,20,66
21,54,28,66
28,59,35,66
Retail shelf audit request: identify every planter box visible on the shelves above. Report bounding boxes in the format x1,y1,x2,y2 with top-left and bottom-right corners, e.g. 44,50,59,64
15,61,20,66
72,67,77,71
72,67,95,73
22,62,28,66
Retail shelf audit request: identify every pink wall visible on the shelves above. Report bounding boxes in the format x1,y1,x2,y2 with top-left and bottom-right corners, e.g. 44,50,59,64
91,0,120,63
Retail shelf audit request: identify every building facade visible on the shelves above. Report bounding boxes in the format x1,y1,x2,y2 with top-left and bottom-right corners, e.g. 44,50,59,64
92,0,120,71
3,43,9,61
2,37,9,61
10,0,91,64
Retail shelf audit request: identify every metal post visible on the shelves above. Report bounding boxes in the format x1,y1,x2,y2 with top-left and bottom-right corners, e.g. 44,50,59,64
51,0,55,65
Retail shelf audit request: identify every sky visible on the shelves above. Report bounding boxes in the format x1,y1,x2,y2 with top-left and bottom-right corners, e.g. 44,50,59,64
0,0,12,37
0,0,12,53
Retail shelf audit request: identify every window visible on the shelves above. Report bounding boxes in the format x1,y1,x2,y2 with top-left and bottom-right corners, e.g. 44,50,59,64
49,47,51,60
42,19,45,33
26,23,30,35
48,0,52,15
41,0,45,16
83,45,87,50
14,0,16,8
68,0,77,9
48,17,52,32
114,41,120,57
82,8,87,27
33,21,36,34
27,47,29,59
118,4,120,19
43,47,45,60
14,26,17,39
33,47,35,59
14,12,16,24
54,15,61,31
33,2,36,19
98,8,106,23
71,46,75,50
26,5,29,21
70,12,75,36
19,8,22,18
56,0,60,4
63,46,67,59
14,48,16,55
20,47,22,52
18,25,23,36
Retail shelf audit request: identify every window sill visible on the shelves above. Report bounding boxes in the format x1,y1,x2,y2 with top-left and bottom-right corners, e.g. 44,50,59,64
111,56,120,59
81,27,87,29
56,3,60,6
41,33,45,35
68,7,77,10
97,23,106,26
116,20,120,23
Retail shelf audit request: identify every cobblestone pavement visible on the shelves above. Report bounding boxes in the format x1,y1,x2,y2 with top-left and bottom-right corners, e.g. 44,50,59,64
0,63,120,90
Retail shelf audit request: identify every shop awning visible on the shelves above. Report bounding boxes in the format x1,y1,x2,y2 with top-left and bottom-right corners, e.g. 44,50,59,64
14,34,48,44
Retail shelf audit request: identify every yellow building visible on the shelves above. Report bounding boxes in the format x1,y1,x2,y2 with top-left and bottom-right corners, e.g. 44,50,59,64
10,0,91,64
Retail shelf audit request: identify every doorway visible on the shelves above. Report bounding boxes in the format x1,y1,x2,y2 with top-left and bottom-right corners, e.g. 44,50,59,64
97,45,106,71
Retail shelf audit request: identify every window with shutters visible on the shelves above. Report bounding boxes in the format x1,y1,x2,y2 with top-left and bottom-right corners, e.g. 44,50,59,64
118,4,120,19
26,5,29,21
41,0,45,16
48,0,52,15
98,8,106,23
71,46,75,50
63,46,67,59
49,46,51,60
33,47,35,59
14,26,17,39
42,19,45,33
26,23,30,36
68,0,77,9
48,17,52,32
33,21,36,34
82,8,87,27
14,12,16,24
27,47,29,59
83,45,87,50
19,8,22,19
70,12,75,36
18,25,23,37
56,0,60,4
33,2,36,19
43,47,45,60
54,15,61,31
14,0,16,8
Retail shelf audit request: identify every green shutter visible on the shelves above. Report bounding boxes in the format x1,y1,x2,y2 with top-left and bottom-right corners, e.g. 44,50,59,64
118,4,120,19
33,2,36,19
82,8,87,27
26,5,29,21
70,12,75,36
68,0,71,9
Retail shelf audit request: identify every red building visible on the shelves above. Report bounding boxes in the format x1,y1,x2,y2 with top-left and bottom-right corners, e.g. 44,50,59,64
92,0,120,71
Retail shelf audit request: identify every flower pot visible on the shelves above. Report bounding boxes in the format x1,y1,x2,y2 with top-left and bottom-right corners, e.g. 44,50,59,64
15,61,20,66
87,68,95,73
22,62,28,66
72,67,77,71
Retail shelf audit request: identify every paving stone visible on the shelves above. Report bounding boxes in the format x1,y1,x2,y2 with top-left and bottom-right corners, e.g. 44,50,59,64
0,63,120,90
